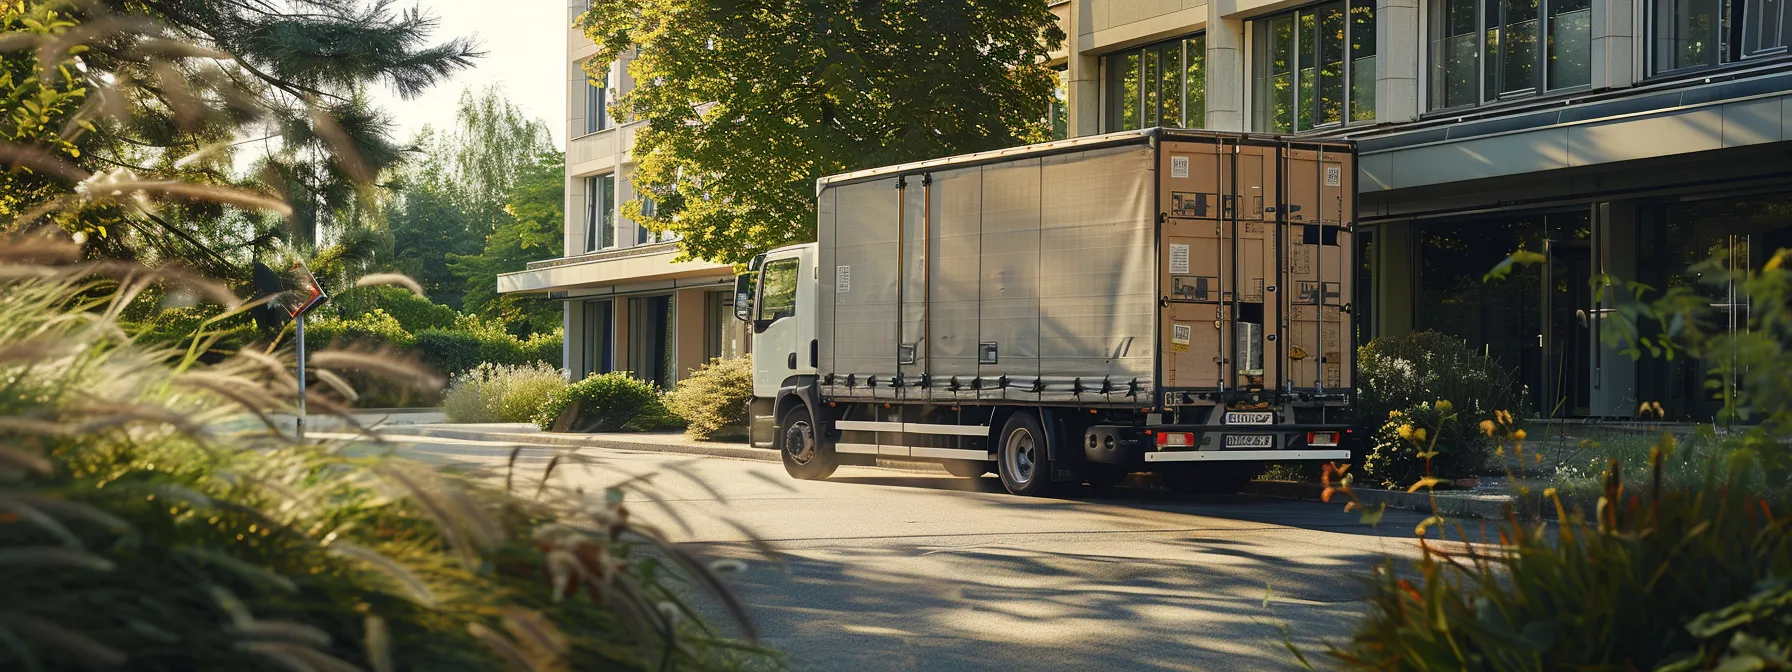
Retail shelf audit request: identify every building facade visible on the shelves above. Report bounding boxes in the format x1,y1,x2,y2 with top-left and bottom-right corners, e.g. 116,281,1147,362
498,1,749,388
507,0,1791,418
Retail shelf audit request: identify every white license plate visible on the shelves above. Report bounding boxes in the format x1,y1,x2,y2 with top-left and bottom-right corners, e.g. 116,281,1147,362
1225,412,1274,425
1224,434,1274,448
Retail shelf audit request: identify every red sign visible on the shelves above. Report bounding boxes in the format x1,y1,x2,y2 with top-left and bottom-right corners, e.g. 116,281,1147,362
287,261,328,318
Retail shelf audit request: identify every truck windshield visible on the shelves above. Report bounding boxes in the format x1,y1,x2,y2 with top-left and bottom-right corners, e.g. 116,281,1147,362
757,258,799,322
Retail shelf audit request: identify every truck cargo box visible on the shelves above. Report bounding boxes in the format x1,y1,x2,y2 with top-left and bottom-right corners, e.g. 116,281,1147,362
813,129,1355,408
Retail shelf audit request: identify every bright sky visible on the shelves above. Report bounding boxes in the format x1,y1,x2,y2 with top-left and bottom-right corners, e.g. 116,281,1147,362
368,0,568,147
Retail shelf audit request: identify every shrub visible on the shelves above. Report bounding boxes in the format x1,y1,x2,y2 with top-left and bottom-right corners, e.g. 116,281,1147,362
1354,331,1523,480
442,362,569,423
0,255,770,671
534,372,679,432
305,307,414,348
414,322,562,380
1329,442,1792,671
663,357,752,440
326,285,458,332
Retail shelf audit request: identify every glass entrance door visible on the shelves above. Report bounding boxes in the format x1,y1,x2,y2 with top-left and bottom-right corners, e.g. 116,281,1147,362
1542,239,1593,417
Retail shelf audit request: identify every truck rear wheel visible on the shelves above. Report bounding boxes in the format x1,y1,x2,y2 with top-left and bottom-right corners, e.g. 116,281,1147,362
943,460,991,478
996,413,1053,497
1157,462,1258,494
779,406,836,480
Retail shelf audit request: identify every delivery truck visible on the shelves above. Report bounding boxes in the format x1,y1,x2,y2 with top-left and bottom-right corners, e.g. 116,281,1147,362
732,128,1357,496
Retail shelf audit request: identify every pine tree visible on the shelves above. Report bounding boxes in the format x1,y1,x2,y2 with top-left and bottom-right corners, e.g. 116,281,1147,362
2,0,479,279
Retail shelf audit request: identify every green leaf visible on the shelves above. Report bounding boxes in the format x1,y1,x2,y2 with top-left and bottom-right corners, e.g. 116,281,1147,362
1484,250,1547,281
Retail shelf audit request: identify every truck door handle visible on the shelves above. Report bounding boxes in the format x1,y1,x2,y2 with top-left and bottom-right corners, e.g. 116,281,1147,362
787,353,797,370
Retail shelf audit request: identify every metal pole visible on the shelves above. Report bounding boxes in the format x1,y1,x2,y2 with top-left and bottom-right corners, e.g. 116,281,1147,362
296,313,307,441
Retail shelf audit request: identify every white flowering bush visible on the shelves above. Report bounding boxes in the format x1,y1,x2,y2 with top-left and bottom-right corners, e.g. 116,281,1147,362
1353,332,1523,481
442,361,569,423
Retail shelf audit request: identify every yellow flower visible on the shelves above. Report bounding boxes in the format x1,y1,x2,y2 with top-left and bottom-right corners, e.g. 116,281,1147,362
1436,400,1453,414
1389,409,1402,419
1480,420,1496,437
1494,446,1505,458
1767,250,1787,272
1513,429,1527,441
1397,424,1414,440
1413,428,1428,442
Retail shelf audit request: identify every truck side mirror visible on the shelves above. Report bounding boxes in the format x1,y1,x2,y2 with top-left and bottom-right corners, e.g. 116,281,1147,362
732,273,756,322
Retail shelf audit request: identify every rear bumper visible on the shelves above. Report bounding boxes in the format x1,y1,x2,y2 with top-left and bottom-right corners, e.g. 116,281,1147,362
1083,423,1351,466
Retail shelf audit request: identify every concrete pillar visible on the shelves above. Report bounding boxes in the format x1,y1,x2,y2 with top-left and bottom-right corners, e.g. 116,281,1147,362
1591,0,1637,89
1205,9,1247,132
1066,0,1102,137
1376,0,1422,123
1374,221,1415,337
563,300,580,379
675,288,707,380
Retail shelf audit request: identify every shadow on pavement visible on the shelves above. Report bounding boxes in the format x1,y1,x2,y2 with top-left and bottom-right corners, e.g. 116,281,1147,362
685,530,1378,672
824,473,1481,543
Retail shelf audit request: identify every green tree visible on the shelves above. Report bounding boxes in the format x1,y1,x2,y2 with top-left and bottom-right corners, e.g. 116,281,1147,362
2,0,477,279
388,88,555,306
580,0,1065,263
449,152,565,335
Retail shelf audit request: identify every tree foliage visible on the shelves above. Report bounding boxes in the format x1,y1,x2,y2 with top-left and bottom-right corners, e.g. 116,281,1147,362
389,88,556,310
2,0,477,279
448,152,565,335
580,0,1065,263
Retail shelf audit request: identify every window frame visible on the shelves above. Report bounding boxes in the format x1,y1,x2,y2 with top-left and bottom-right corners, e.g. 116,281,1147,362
583,61,611,135
1103,33,1208,133
1426,0,1593,112
583,174,616,252
1252,0,1379,133
755,257,800,323
1649,0,1792,75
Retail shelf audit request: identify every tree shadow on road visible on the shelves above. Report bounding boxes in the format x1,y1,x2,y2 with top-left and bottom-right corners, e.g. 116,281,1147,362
823,472,1480,543
684,528,1386,672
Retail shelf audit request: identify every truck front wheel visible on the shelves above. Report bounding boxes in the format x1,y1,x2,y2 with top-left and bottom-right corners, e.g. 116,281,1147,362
779,406,836,481
996,413,1053,497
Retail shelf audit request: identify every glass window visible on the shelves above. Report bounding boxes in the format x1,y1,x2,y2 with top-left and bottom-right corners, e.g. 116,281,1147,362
1656,0,1792,68
1254,1,1376,132
757,258,799,322
1049,66,1069,140
585,62,610,134
1105,35,1206,131
584,174,615,252
1429,0,1589,108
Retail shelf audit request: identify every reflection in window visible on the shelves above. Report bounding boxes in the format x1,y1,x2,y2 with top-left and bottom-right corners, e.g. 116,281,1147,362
585,61,610,134
1254,1,1376,132
757,258,799,322
1049,66,1069,140
1428,0,1588,109
1655,0,1792,72
584,174,615,252
1105,35,1206,131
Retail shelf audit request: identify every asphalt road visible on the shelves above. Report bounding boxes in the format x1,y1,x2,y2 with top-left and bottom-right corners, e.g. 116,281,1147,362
394,437,1442,672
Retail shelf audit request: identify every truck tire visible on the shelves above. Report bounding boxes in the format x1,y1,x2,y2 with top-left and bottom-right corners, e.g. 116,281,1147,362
779,406,836,481
1157,462,1258,494
943,460,991,478
996,412,1053,497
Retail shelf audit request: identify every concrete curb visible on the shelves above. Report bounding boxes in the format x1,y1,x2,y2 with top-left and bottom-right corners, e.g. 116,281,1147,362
382,426,780,462
1243,480,1514,518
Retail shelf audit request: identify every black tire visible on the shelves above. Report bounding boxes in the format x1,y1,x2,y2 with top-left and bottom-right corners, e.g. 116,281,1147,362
1158,462,1259,494
1086,464,1129,492
779,405,836,480
996,412,1054,496
943,460,991,478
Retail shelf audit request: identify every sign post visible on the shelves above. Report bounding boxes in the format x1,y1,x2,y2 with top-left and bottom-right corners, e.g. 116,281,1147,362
286,262,327,441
